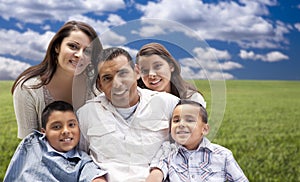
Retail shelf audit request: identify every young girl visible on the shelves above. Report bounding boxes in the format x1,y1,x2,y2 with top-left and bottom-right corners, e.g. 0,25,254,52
136,42,206,108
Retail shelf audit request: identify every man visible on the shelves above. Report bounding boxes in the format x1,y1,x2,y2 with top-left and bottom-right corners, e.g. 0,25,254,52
77,47,179,181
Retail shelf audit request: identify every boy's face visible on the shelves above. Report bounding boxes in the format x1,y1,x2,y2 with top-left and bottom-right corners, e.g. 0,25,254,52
171,104,209,150
42,111,80,152
98,55,140,108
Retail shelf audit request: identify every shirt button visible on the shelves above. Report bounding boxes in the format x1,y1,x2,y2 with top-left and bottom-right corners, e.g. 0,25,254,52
190,157,193,160
192,175,195,178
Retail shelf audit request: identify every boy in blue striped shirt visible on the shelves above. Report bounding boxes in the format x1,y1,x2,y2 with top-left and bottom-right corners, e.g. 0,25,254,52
147,100,248,182
4,101,107,182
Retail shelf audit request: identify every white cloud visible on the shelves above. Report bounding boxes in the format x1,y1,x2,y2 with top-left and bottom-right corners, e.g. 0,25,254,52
264,51,289,62
0,0,125,24
0,57,31,80
239,50,289,62
181,66,235,80
0,29,54,61
294,23,300,32
136,0,288,49
178,47,242,80
132,24,166,37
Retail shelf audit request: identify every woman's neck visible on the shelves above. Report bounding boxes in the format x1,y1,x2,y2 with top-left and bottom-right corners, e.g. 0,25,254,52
46,70,74,104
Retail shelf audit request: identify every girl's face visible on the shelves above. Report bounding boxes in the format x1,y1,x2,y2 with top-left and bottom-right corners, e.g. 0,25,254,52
138,54,174,93
56,30,92,77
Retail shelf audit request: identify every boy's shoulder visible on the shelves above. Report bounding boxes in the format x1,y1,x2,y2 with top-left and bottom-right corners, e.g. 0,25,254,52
208,141,233,156
21,131,45,146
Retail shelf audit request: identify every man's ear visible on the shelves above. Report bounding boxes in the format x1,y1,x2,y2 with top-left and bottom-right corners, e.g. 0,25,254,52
134,64,141,80
203,124,210,135
41,128,46,134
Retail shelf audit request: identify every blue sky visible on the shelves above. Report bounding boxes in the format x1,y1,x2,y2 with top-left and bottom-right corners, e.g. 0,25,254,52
0,0,299,80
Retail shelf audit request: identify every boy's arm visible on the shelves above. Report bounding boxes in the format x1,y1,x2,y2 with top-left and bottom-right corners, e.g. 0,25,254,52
225,152,249,182
79,152,107,182
148,141,176,181
145,168,163,182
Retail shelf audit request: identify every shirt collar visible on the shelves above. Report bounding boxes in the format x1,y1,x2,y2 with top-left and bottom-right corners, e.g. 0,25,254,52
176,137,214,155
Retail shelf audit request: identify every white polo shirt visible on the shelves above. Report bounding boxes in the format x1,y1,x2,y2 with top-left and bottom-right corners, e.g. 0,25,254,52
77,88,179,182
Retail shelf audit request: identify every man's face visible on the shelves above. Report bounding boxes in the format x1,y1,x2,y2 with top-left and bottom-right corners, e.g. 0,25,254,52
98,55,140,108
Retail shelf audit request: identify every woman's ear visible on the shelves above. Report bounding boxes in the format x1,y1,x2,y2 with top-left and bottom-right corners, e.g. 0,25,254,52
41,128,46,134
55,46,60,54
169,63,175,72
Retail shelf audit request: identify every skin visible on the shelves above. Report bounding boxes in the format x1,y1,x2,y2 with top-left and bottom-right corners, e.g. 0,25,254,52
171,104,209,150
137,55,174,93
55,30,92,76
98,55,140,108
41,111,80,152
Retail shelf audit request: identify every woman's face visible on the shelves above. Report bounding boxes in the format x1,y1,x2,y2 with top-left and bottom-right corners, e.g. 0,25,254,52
56,30,92,76
138,54,174,93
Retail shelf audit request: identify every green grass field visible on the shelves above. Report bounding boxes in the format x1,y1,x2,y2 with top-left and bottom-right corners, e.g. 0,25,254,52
1,80,299,181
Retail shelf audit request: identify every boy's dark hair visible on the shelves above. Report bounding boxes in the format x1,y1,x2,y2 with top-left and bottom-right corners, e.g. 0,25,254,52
41,101,75,129
175,99,208,123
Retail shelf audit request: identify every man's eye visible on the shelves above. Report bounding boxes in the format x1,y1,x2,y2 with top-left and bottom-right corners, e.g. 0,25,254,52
172,119,180,123
102,76,112,82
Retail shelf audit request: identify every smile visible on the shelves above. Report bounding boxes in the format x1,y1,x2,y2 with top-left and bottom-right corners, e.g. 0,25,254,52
176,131,190,134
69,60,78,67
60,138,73,142
150,79,161,85
113,89,128,96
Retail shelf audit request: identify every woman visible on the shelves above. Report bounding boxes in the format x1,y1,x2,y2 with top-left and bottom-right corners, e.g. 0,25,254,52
11,20,102,139
136,42,206,107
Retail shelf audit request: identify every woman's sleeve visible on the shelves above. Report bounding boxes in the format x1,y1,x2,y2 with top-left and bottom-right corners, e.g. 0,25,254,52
13,83,40,139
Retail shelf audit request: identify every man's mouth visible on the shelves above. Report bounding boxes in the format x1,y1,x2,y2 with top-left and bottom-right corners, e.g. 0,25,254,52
113,89,127,96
